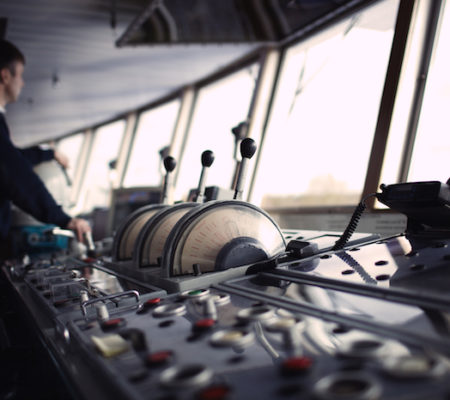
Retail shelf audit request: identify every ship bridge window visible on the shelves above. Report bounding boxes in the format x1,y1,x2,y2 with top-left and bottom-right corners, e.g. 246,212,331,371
380,0,450,187
174,63,260,201
122,99,181,188
77,119,126,213
250,0,399,210
54,132,86,211
56,133,85,185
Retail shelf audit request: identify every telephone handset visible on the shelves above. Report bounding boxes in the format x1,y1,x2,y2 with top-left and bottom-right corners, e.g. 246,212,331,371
376,180,450,233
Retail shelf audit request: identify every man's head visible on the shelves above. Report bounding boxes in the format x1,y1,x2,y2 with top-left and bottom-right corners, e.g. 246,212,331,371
0,40,25,106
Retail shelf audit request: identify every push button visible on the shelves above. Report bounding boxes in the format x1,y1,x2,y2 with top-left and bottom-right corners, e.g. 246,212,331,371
194,318,216,332
210,329,254,348
197,384,231,400
101,317,126,330
144,297,161,307
181,289,210,299
138,297,162,313
153,303,186,318
160,364,213,389
91,334,130,358
281,356,313,376
146,350,174,367
382,354,445,378
53,298,72,307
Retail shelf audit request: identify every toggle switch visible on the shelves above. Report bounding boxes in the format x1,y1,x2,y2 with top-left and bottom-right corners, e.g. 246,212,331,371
96,303,109,321
265,317,305,349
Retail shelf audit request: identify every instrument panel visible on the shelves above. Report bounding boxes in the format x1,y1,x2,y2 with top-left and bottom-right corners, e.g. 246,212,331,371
3,165,450,399
3,222,450,400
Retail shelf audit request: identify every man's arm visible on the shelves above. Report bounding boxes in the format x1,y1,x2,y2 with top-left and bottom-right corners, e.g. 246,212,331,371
0,127,89,240
19,146,69,168
18,146,54,166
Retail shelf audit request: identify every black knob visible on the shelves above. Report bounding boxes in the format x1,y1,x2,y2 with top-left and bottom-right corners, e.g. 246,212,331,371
240,138,257,159
163,156,176,173
201,150,215,167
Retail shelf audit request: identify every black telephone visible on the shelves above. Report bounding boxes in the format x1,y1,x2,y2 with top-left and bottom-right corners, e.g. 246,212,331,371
376,179,450,232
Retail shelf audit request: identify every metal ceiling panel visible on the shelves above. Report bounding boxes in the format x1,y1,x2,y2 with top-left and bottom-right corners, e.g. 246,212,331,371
0,0,257,145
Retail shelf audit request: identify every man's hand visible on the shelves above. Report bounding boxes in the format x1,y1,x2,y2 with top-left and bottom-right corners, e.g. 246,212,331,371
66,218,91,242
54,150,69,169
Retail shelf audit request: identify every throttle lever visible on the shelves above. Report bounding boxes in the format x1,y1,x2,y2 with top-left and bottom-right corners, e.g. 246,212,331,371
160,156,176,204
196,150,215,203
233,138,257,200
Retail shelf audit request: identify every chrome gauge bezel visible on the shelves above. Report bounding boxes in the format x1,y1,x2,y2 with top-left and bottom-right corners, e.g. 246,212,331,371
132,202,198,268
112,204,168,261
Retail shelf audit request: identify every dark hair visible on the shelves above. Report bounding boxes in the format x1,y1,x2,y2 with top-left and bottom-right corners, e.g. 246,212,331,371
0,39,25,76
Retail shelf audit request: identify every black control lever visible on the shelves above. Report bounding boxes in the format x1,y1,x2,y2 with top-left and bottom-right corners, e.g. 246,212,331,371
233,138,257,200
196,150,215,203
160,156,176,204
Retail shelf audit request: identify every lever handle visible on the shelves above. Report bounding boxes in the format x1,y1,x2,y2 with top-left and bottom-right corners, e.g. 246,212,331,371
84,231,95,253
240,137,257,159
201,150,214,168
161,156,176,204
196,150,215,203
234,138,257,200
163,156,176,173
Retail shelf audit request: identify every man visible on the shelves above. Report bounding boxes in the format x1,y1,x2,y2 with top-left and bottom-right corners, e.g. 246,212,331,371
0,39,90,249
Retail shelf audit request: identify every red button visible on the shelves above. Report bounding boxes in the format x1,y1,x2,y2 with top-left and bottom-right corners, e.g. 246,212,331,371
197,384,231,400
194,318,216,331
145,297,161,307
281,357,313,375
146,350,173,367
101,318,125,330
53,298,70,307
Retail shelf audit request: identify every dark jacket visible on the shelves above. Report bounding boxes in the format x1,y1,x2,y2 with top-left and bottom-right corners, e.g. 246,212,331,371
0,113,71,239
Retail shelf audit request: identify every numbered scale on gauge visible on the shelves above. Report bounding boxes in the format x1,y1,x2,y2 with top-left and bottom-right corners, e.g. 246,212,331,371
133,150,217,267
134,203,198,267
113,204,168,260
162,200,286,276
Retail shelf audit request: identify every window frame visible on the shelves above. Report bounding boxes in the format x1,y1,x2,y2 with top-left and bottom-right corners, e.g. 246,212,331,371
34,0,446,223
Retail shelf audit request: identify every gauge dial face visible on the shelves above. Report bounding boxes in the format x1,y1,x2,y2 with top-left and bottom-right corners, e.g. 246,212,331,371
141,207,194,266
119,207,165,259
170,203,285,275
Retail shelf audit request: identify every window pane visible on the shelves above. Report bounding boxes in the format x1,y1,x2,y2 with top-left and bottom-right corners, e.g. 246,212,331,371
123,100,180,188
174,64,259,201
78,120,125,212
407,2,450,183
56,133,85,184
251,0,399,208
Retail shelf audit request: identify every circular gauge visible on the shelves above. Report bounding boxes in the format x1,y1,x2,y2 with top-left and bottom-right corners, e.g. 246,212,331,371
133,203,198,268
112,204,168,261
161,200,286,276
